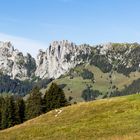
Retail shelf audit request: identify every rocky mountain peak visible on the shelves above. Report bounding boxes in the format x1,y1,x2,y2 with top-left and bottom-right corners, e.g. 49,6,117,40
0,41,36,79
0,41,14,57
0,40,92,80
1,40,140,80
35,40,91,79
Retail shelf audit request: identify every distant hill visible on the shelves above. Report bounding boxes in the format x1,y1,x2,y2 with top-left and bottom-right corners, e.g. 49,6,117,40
1,94,140,140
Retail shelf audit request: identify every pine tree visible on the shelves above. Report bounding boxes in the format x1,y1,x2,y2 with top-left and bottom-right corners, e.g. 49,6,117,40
0,96,4,129
16,97,25,124
26,87,43,120
44,83,68,112
1,97,8,129
1,96,16,129
7,96,17,128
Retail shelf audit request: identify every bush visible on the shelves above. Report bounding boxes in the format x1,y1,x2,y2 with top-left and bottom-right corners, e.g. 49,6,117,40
81,69,94,80
81,87,102,101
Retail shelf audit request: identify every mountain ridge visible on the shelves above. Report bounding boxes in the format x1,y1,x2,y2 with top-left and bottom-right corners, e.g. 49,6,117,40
1,40,140,99
0,40,91,79
1,40,140,80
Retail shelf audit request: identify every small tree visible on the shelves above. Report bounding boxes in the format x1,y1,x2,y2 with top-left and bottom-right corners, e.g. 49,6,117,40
81,87,102,101
44,83,68,112
26,87,43,120
81,69,94,80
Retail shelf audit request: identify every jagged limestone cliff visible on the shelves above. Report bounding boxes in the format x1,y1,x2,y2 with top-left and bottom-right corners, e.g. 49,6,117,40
1,41,140,80
35,40,91,78
0,41,36,80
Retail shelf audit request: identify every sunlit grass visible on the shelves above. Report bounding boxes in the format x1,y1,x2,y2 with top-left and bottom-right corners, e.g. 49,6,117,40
1,94,140,140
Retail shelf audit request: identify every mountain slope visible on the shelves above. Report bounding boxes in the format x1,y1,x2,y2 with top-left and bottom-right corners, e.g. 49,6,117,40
1,94,140,140
45,64,140,102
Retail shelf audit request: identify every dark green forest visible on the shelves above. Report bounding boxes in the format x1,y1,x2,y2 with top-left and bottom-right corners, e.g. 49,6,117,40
0,74,53,96
0,83,68,130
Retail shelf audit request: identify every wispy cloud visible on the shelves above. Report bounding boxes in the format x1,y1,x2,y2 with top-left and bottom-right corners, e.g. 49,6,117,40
0,33,48,58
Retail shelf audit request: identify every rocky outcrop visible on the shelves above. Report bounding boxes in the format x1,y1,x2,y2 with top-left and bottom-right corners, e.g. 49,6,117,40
35,40,91,79
99,43,140,74
0,40,91,80
0,41,36,80
2,40,140,80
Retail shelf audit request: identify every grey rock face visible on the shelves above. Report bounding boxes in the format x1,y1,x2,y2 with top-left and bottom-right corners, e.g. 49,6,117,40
0,40,91,80
1,40,140,80
0,41,36,80
35,40,91,79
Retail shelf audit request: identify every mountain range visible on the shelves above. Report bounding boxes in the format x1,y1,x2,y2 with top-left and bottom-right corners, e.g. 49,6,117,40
1,40,140,101
0,40,91,80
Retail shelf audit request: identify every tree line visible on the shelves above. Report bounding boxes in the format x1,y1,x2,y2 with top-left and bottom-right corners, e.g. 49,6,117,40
0,74,53,96
0,83,68,130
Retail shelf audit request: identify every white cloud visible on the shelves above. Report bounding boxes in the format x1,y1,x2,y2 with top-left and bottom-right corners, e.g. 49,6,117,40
0,33,48,58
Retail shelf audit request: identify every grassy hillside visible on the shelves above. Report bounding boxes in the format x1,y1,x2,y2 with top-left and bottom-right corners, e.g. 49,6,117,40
42,64,140,102
1,94,140,140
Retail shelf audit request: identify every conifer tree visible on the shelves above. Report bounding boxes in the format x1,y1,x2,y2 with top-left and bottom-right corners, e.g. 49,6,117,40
1,96,16,129
44,83,68,112
7,96,16,128
1,97,8,129
16,97,25,124
0,96,4,129
26,87,43,120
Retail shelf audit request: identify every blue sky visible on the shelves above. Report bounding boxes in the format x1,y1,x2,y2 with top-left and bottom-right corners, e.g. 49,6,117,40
0,0,140,57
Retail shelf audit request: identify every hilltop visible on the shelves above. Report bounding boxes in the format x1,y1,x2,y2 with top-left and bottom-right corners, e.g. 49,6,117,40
1,94,140,140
